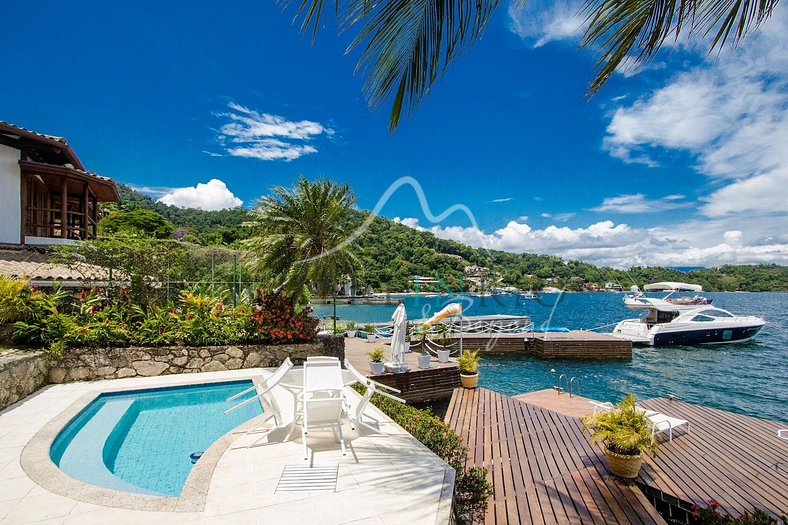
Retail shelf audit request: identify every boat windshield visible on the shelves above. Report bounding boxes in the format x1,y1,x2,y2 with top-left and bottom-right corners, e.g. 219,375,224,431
697,309,733,318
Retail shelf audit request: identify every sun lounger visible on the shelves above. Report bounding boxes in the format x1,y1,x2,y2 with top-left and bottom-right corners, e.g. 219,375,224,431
343,359,405,434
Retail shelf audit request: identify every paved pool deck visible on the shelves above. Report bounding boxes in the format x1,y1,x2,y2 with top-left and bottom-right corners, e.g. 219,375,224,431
0,369,454,524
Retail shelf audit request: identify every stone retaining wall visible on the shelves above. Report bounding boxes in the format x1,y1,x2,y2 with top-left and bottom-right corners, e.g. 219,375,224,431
0,350,49,411
47,334,344,383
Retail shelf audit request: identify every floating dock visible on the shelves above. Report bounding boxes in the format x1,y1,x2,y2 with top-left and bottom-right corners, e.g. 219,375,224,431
343,337,460,403
414,330,632,359
446,387,788,524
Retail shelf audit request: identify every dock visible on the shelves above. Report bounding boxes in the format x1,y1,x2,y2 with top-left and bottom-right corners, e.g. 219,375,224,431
446,387,788,524
344,337,460,403
413,330,632,359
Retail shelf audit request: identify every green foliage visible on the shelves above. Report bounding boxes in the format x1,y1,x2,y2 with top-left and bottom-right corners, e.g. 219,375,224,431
458,350,480,375
8,282,317,354
582,394,659,457
356,387,493,524
345,321,356,330
114,185,788,293
368,347,385,362
99,208,175,239
244,177,360,299
691,499,788,524
0,278,68,324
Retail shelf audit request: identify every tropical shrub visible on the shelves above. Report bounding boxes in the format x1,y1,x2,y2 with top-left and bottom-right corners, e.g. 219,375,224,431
458,350,480,375
691,499,787,524
248,289,318,344
368,347,385,362
357,387,493,524
582,394,659,457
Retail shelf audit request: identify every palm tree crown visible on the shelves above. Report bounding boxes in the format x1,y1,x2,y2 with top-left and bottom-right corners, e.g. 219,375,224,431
245,177,360,299
283,0,780,131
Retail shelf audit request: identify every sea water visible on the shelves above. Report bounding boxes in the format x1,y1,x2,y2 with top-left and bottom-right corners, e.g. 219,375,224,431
314,292,788,423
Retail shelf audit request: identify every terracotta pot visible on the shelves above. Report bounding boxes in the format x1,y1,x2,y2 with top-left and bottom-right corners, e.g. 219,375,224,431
604,448,643,478
460,373,479,389
369,361,385,375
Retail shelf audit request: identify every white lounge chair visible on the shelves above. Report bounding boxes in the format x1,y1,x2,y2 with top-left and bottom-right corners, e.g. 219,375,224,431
343,359,405,434
224,357,294,447
644,410,690,442
302,358,346,459
589,401,614,415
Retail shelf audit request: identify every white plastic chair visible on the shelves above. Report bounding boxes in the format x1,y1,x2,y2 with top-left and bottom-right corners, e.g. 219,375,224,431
301,358,346,459
224,357,293,447
589,401,614,415
343,359,405,434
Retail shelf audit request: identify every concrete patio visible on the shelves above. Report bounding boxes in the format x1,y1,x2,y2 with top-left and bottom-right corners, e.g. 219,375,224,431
0,369,454,524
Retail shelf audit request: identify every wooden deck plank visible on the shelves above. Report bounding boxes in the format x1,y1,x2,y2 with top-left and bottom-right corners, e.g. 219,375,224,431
446,388,667,525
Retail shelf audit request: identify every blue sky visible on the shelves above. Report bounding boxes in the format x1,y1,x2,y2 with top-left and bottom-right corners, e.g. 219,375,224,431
1,0,786,268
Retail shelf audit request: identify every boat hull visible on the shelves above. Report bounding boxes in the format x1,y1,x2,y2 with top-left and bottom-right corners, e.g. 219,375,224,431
652,325,764,346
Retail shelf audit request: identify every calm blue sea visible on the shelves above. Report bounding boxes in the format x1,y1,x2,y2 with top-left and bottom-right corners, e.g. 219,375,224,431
314,292,788,424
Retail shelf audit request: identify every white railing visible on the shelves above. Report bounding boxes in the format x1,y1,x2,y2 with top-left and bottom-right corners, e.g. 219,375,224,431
372,314,533,338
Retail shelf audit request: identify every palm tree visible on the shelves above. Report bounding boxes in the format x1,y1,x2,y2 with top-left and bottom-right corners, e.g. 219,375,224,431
284,0,780,131
245,177,360,301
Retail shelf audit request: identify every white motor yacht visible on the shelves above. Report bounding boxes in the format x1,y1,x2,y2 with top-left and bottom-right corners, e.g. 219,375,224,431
612,305,766,346
624,282,713,312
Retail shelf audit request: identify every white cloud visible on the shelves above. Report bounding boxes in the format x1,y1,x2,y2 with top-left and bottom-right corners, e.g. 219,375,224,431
394,216,788,268
508,0,585,48
158,179,243,211
213,103,332,161
604,6,788,218
541,212,576,222
489,197,514,203
592,193,691,214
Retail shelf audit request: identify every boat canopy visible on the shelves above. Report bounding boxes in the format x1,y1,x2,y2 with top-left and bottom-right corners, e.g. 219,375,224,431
643,282,703,292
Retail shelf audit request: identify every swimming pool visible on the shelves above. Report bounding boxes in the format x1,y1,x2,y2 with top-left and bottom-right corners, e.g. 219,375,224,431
50,381,262,497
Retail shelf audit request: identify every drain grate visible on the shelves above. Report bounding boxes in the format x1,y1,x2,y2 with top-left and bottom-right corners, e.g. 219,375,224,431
275,465,339,493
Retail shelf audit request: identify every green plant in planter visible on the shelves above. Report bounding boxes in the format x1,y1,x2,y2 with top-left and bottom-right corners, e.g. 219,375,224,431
581,394,658,478
368,347,385,362
363,323,375,333
332,323,347,335
433,323,451,347
458,350,480,375
346,321,356,331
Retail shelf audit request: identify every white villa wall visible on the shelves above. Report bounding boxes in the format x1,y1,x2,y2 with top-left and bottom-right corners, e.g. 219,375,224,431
0,144,21,244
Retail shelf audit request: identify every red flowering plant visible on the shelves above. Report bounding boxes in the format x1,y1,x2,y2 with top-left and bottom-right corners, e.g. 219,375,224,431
248,289,318,344
691,500,787,525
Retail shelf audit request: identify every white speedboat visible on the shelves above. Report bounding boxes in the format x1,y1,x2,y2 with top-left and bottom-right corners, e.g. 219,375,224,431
520,291,539,300
624,282,712,312
612,305,766,346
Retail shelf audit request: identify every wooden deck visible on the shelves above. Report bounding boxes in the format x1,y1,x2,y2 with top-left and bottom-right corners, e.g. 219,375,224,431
637,398,788,521
525,331,632,360
344,337,460,403
446,388,666,524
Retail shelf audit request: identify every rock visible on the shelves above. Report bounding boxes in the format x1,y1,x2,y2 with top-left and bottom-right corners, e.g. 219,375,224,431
48,367,67,384
133,360,169,377
70,367,92,381
172,356,188,366
116,368,136,378
199,349,211,359
226,347,244,359
186,357,205,369
243,352,262,368
225,358,243,370
95,366,117,377
129,350,152,361
201,360,227,373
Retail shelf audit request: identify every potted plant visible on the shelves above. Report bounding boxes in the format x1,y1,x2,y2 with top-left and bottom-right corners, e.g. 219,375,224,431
434,324,451,363
368,347,386,375
581,394,658,479
414,324,432,369
458,350,480,388
364,324,377,342
345,321,357,338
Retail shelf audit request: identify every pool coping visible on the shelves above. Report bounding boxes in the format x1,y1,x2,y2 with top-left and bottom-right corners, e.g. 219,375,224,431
20,372,266,513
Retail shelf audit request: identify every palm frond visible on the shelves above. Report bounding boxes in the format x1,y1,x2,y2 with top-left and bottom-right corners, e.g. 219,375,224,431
583,0,780,95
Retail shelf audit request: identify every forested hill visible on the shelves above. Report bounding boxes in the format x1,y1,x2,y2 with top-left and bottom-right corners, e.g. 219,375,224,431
110,185,788,292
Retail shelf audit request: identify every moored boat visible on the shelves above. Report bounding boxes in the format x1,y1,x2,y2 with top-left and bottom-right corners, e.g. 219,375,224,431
611,305,766,346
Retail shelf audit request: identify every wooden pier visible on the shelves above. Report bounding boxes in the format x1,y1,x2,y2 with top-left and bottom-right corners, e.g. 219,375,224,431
344,337,460,403
446,387,788,524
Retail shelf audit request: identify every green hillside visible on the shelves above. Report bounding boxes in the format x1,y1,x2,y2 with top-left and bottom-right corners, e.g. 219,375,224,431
109,185,788,292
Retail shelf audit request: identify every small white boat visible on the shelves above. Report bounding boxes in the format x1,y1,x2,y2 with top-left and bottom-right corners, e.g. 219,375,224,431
612,305,766,346
624,282,712,312
520,291,539,300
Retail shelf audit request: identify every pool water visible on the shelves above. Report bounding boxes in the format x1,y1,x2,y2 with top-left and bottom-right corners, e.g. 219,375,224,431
51,381,262,497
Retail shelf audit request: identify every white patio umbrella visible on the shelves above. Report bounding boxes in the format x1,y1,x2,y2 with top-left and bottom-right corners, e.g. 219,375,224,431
389,302,408,370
